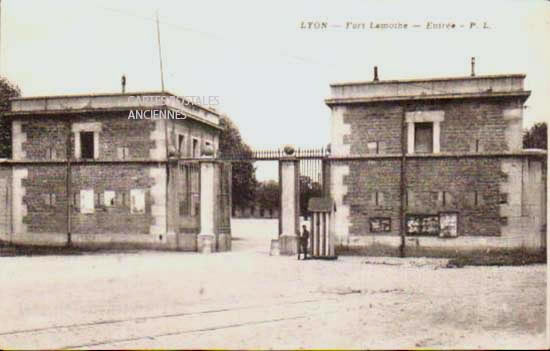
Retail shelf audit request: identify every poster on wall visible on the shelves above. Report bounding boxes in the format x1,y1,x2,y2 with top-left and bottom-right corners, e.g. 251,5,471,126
370,217,391,232
422,216,439,234
439,212,458,237
406,215,440,235
80,189,94,214
406,216,421,234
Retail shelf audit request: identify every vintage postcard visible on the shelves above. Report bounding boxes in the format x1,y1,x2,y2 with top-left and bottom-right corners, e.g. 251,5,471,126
0,0,547,349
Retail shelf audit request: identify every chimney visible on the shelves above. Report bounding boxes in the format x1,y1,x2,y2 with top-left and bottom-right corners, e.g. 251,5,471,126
373,66,379,82
471,57,475,77
121,74,126,93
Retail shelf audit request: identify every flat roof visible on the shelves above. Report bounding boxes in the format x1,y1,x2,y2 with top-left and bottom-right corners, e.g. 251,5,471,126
326,73,528,105
9,90,219,116
6,91,222,129
325,90,531,106
329,74,526,87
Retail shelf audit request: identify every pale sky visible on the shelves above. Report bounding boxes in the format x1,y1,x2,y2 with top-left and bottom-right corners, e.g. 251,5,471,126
3,0,549,179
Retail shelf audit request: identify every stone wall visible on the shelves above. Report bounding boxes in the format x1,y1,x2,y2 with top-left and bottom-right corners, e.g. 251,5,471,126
342,157,504,238
4,109,220,250
329,93,546,252
339,98,522,157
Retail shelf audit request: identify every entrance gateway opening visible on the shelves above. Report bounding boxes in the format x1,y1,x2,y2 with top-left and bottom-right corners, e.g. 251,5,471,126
218,146,332,256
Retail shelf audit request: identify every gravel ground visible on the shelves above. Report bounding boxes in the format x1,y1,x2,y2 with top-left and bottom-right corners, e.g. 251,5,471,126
0,219,546,349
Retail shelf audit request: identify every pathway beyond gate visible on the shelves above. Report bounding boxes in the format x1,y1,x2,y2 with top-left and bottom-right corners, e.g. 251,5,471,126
230,218,279,253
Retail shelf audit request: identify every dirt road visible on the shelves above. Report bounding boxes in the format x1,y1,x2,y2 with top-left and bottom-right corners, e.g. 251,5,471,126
0,219,546,349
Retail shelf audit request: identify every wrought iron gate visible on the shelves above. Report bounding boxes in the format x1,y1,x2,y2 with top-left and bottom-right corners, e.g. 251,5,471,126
177,161,201,233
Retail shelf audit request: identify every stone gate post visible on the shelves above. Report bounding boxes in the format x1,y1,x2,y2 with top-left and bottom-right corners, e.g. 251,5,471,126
278,150,300,255
198,155,216,254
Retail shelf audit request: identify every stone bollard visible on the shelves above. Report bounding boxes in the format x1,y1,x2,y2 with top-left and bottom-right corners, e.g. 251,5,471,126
269,239,280,256
198,234,214,254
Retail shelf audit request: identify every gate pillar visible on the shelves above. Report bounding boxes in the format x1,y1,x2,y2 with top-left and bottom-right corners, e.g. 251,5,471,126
198,156,216,253
279,153,300,255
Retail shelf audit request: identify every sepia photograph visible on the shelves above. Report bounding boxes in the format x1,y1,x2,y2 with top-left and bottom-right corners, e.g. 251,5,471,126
0,0,548,349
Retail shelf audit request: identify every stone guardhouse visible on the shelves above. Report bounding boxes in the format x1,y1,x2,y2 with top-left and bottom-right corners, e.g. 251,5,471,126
0,92,231,252
325,72,547,254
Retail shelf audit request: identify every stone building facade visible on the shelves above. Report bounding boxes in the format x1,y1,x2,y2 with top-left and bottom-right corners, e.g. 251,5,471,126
0,92,231,251
325,74,547,254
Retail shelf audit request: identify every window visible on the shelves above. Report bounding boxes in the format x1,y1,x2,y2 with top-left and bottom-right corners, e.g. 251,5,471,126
178,135,185,154
80,132,95,159
205,140,213,154
73,122,101,159
414,122,433,153
192,138,199,158
80,189,94,214
406,111,443,154
370,217,391,232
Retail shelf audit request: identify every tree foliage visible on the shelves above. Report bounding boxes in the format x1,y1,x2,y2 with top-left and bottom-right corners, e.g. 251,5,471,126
299,175,323,218
218,115,257,209
256,180,280,211
0,77,21,158
523,122,547,150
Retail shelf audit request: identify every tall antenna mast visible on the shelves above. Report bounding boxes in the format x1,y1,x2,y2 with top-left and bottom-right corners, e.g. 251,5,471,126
0,0,3,76
156,10,165,92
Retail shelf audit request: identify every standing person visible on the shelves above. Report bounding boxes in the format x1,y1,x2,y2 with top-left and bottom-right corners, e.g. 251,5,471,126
298,224,310,260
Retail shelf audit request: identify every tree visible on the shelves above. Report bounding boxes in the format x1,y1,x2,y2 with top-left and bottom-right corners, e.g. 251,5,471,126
523,122,547,150
0,77,21,158
256,180,280,211
299,175,323,218
218,115,257,209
